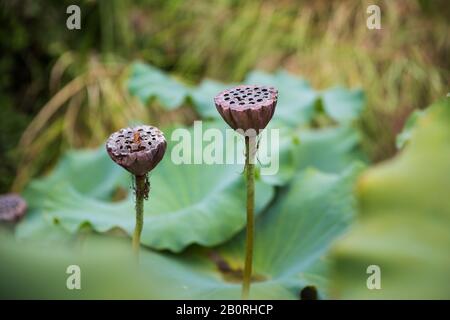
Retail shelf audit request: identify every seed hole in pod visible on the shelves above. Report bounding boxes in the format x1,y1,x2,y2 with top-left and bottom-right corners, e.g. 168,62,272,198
138,128,143,131
250,102,255,104
230,101,235,104
225,97,230,101
224,93,229,96
257,99,262,102
249,98,254,101
262,88,268,92
239,102,245,105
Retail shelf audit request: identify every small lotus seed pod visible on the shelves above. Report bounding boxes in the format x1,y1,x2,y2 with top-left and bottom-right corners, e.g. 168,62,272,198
214,85,278,135
0,193,27,222
106,125,167,176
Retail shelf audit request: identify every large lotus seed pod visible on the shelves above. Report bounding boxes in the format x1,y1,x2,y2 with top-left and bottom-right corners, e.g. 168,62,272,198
0,194,27,222
106,125,167,176
214,85,278,134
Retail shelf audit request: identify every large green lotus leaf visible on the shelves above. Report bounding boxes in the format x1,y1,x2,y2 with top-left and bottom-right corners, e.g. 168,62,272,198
0,233,311,299
21,139,274,252
260,124,365,186
29,148,130,200
138,165,362,299
127,63,365,127
128,62,190,109
207,119,364,186
245,70,317,126
15,208,74,244
198,119,296,186
190,79,236,119
189,71,365,127
0,235,164,299
292,126,364,173
190,119,363,187
6,165,361,299
255,121,299,186
331,99,450,299
320,87,365,123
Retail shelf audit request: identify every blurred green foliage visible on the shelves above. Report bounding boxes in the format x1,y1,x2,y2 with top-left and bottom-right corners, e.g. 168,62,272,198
332,99,450,299
5,60,369,298
18,63,366,244
5,94,448,299
0,0,449,299
20,143,274,252
4,164,363,299
1,0,448,192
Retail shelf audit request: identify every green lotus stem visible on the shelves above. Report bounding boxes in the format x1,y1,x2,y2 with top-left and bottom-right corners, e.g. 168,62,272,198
106,126,166,260
132,174,146,259
242,136,256,299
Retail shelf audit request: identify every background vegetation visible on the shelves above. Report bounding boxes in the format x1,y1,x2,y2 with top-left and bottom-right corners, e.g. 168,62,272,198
1,0,448,192
0,0,449,300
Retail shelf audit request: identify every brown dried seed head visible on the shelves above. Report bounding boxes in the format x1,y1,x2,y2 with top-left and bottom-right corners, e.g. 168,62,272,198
106,125,167,176
0,193,27,223
214,85,278,134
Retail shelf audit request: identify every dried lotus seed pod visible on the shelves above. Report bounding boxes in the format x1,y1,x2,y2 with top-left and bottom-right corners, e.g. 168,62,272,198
0,193,27,223
106,125,167,177
214,85,278,134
